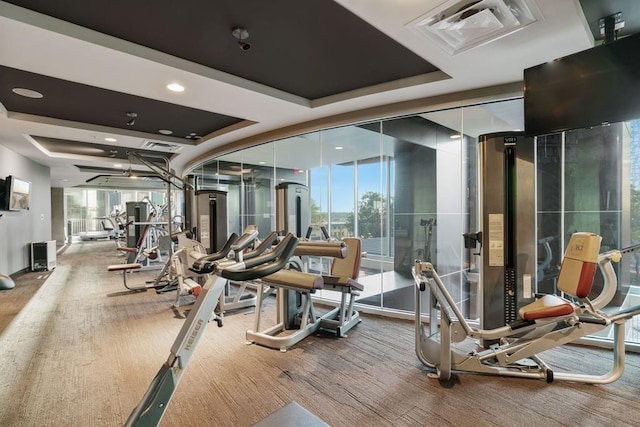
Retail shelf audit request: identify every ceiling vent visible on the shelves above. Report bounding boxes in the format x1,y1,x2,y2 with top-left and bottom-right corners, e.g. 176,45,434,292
408,0,542,55
140,140,183,152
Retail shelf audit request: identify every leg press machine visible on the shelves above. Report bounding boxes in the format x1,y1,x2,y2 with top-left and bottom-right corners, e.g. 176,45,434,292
413,232,640,383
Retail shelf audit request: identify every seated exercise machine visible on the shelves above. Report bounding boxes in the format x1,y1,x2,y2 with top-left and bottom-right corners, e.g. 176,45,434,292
154,230,236,303
173,228,278,313
217,229,279,313
125,233,299,427
246,237,364,352
116,211,160,262
413,231,640,383
107,211,169,292
148,230,208,293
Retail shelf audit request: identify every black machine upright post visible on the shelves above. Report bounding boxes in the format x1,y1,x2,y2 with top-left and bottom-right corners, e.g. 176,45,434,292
125,201,148,263
478,132,536,342
183,175,198,233
275,182,310,329
195,190,228,254
276,182,309,238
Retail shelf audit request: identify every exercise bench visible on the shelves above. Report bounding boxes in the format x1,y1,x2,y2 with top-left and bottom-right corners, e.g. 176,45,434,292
107,262,144,292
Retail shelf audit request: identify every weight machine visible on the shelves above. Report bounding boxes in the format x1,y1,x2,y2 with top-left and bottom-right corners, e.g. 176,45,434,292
107,152,194,291
470,132,536,339
413,232,640,383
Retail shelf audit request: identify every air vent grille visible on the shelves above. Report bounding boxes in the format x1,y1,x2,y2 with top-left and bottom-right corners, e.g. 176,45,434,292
140,140,183,152
408,0,542,55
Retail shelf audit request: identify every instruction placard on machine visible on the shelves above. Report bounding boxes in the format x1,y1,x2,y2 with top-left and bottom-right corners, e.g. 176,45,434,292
488,213,504,266
199,215,210,246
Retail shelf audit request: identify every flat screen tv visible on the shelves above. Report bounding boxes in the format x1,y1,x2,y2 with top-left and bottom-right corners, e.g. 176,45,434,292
5,175,31,211
524,32,640,137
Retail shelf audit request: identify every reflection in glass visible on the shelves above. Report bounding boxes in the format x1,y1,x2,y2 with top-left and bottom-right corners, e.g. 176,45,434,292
537,120,640,346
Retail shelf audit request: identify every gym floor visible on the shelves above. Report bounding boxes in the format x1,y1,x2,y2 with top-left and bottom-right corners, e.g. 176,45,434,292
1,240,639,426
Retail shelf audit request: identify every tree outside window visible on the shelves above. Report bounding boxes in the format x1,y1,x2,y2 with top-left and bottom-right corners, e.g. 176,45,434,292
345,191,390,238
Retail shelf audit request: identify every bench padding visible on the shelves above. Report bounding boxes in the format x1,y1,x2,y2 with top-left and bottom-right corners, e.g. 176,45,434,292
262,270,323,290
321,275,364,291
294,241,348,258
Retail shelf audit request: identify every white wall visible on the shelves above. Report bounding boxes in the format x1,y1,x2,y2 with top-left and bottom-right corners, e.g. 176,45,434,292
0,145,52,275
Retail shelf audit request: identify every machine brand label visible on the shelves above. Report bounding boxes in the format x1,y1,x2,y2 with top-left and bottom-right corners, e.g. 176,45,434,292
504,136,518,144
185,319,203,351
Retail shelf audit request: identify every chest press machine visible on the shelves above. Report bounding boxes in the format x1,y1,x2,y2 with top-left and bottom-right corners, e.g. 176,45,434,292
125,233,298,427
413,231,640,383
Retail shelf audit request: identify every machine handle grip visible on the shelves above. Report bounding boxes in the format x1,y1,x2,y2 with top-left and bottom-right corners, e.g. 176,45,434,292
230,230,259,252
221,233,298,281
320,225,330,240
243,231,278,260
200,232,239,261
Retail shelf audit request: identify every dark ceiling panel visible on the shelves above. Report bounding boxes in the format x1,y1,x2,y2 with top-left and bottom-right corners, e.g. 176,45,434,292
4,0,440,99
0,65,244,140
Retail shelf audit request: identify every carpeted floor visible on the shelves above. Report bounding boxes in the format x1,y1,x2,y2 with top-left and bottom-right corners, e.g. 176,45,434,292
1,240,640,427
0,269,53,334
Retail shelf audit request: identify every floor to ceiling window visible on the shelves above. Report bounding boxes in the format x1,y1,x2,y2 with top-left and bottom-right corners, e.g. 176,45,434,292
64,188,173,237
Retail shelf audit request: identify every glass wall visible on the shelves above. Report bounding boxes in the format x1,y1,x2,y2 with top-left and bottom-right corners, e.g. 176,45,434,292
536,120,640,346
191,99,524,315
188,99,640,348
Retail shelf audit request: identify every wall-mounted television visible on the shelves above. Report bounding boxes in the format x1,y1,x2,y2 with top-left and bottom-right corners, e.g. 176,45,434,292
524,32,640,137
3,176,31,211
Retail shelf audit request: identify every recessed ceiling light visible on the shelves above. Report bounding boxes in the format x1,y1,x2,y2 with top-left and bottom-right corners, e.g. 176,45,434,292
12,87,44,98
450,134,461,139
113,164,123,168
259,161,266,165
335,146,343,150
167,83,185,92
158,129,173,135
105,137,117,142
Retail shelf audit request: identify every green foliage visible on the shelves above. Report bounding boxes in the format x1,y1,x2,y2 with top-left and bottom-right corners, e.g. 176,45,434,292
310,198,327,226
631,185,640,243
346,191,389,238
